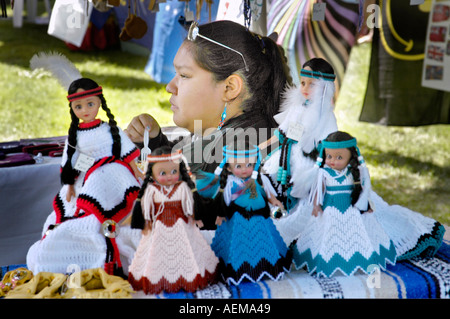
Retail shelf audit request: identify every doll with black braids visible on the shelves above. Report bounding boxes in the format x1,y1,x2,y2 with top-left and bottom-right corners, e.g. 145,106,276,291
195,142,290,285
27,78,143,277
62,78,127,189
128,146,218,294
291,131,397,277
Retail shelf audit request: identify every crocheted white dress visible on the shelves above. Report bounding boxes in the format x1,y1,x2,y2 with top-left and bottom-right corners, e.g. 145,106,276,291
128,181,219,294
27,120,142,275
293,166,398,277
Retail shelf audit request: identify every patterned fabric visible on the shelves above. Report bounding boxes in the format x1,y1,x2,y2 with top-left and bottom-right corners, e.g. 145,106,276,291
4,228,449,298
131,227,450,299
267,0,359,89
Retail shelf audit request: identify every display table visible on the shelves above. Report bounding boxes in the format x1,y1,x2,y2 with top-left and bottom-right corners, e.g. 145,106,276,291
1,130,449,299
133,229,450,299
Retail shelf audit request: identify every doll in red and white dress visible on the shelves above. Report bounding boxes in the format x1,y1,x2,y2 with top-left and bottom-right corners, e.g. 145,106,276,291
128,146,218,294
27,77,143,277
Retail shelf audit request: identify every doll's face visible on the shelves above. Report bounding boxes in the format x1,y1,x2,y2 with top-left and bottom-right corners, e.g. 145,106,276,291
151,161,180,186
324,148,352,171
300,66,316,100
227,156,256,179
70,90,101,123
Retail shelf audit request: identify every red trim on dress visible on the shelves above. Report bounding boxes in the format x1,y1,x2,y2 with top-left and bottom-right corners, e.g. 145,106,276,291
128,268,217,294
123,148,140,163
78,119,102,129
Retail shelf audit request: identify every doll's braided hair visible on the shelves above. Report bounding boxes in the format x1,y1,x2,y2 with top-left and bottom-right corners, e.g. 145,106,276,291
61,78,121,185
321,131,362,205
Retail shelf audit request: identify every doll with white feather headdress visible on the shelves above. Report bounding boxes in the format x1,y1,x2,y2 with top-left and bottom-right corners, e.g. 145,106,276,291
262,58,338,210
260,58,338,245
26,52,143,277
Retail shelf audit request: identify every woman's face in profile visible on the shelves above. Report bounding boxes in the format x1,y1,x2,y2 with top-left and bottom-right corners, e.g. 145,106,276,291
166,42,226,133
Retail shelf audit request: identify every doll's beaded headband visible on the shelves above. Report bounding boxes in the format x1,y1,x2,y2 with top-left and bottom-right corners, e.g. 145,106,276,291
67,86,103,102
214,144,262,180
300,69,336,82
146,149,193,177
146,149,183,163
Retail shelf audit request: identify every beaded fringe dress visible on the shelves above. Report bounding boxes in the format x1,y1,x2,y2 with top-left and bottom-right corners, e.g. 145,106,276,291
128,181,219,294
27,120,142,275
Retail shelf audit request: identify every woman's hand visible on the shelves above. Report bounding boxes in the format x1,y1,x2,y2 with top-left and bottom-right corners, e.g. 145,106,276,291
124,113,161,144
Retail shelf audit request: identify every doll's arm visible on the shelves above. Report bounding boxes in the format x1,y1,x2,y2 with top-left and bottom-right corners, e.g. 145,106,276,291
215,216,226,226
129,159,145,180
267,193,284,209
312,199,323,217
258,135,278,151
311,180,325,217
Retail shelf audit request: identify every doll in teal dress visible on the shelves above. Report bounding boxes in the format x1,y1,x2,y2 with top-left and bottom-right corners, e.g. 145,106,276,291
196,143,291,285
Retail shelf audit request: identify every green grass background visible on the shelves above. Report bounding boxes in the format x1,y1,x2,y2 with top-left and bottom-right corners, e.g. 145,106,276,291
0,14,448,225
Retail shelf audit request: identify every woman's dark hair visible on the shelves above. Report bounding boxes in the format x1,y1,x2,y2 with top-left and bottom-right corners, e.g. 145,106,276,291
61,78,120,185
321,131,362,206
130,146,196,229
185,20,293,131
302,57,335,75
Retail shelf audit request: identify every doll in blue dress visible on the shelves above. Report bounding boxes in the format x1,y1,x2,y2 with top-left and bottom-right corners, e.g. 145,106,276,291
293,131,445,277
196,143,291,285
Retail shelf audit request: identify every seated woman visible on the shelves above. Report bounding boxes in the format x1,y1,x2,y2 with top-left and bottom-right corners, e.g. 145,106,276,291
125,20,293,229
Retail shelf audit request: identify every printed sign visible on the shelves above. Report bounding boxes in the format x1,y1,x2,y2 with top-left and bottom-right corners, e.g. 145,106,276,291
422,0,450,92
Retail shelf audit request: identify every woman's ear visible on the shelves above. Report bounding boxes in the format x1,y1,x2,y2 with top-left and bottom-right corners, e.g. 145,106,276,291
223,74,244,102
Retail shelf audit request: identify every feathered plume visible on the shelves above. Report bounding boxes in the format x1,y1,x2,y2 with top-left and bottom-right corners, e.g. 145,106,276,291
30,51,82,91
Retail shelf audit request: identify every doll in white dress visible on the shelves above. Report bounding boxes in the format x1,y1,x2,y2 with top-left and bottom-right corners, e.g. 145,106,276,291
128,146,218,294
293,131,445,277
27,77,143,277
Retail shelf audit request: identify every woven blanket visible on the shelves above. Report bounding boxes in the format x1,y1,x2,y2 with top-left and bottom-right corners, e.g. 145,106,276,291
137,225,450,299
2,226,449,299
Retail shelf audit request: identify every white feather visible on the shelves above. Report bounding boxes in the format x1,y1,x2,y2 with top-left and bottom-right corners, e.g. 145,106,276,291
30,51,82,90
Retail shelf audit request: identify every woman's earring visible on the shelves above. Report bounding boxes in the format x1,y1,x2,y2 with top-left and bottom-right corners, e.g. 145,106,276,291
217,102,227,130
